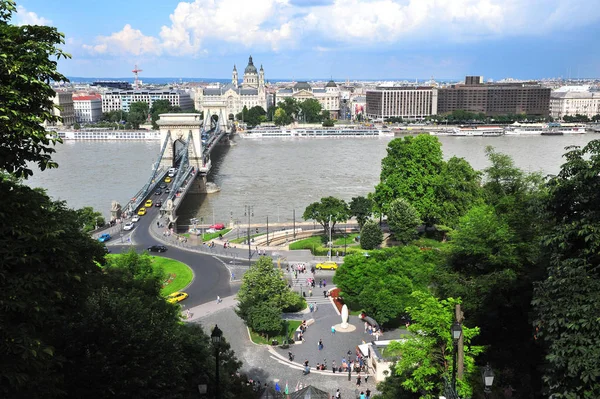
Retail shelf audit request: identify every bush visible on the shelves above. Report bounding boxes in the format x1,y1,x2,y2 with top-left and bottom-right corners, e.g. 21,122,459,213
282,293,306,313
360,221,383,250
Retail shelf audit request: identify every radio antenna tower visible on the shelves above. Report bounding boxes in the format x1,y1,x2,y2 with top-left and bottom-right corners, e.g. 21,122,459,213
132,64,143,89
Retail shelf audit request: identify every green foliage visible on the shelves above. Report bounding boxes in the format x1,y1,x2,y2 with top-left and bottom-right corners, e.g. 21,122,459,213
127,101,149,129
562,113,590,122
278,97,300,120
273,107,292,126
101,110,128,123
73,122,81,130
149,99,172,129
372,135,443,225
387,292,483,399
76,206,106,232
0,1,70,178
322,118,335,127
333,246,438,325
298,98,322,123
247,302,284,335
533,140,600,398
360,220,383,250
236,257,296,324
387,198,421,244
244,105,266,127
302,196,350,235
349,196,373,229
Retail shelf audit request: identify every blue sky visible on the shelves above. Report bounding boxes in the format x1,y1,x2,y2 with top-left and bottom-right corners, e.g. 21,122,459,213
12,0,600,80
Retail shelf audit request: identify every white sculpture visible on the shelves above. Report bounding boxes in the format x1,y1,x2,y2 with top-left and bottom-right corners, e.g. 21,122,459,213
341,304,349,329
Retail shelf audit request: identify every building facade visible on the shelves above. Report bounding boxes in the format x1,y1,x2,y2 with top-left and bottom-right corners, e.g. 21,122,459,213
275,80,341,119
437,77,551,116
101,89,194,113
550,90,600,120
47,91,75,126
365,86,438,121
73,94,102,123
194,56,267,119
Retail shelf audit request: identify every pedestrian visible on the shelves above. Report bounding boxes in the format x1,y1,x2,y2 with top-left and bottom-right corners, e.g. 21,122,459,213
364,322,368,333
319,279,323,288
309,303,314,312
314,302,318,312
216,295,221,304
318,338,323,351
356,373,362,387
186,309,191,319
359,392,365,399
365,389,371,398
324,290,328,298
332,360,336,373
365,374,369,383
157,221,159,228
309,289,312,297
335,388,341,398
323,280,327,287
331,326,336,335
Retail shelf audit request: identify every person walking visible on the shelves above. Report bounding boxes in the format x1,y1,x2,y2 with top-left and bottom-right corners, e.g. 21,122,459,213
314,302,318,312
318,339,323,351
356,373,362,387
335,388,341,398
332,360,336,373
331,325,336,335
309,289,312,297
365,389,371,398
216,295,221,304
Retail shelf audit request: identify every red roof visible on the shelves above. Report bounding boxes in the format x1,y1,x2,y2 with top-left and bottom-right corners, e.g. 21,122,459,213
73,95,101,101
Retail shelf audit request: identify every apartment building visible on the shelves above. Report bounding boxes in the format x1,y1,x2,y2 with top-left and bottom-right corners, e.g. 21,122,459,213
365,86,438,121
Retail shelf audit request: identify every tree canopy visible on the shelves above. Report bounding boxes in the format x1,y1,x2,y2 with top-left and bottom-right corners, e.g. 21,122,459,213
349,196,373,229
127,101,149,129
0,0,70,178
387,198,421,244
360,220,383,250
298,98,322,123
302,196,350,235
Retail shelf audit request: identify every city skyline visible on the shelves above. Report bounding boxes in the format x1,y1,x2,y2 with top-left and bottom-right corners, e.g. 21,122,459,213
12,0,600,80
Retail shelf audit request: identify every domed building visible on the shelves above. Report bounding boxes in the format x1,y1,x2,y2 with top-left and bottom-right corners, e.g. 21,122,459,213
194,56,267,120
276,79,340,119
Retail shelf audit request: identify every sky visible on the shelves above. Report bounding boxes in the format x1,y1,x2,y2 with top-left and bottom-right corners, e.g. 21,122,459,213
11,0,600,80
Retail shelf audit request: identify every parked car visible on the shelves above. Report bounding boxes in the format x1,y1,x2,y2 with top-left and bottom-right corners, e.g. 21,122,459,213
166,291,188,304
145,199,153,207
315,261,338,270
131,215,140,223
137,208,146,216
148,245,167,253
210,223,225,230
123,222,135,231
155,200,162,207
98,233,111,243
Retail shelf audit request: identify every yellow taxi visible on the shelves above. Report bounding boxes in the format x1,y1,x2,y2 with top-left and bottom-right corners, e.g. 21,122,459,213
166,291,188,304
165,176,172,183
315,261,338,270
145,199,153,207
137,207,147,216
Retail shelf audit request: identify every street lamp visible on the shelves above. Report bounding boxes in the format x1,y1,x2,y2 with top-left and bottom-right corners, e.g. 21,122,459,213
200,216,204,237
482,364,494,398
211,324,223,399
244,205,254,265
451,321,463,394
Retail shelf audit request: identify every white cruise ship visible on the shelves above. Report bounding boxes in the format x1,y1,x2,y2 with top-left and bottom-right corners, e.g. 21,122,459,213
240,126,394,138
504,123,549,135
50,130,161,140
431,126,504,137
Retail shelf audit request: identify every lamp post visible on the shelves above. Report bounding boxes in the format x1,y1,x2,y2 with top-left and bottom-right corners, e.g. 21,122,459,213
451,321,463,394
200,216,204,237
211,325,223,399
482,363,494,399
328,215,333,261
266,216,269,246
244,205,254,265
293,209,296,238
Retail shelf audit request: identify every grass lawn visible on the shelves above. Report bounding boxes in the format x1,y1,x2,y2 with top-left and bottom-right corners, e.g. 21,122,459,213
333,233,360,246
411,237,447,249
249,320,302,345
151,257,194,296
289,234,369,256
182,229,232,241
230,232,264,244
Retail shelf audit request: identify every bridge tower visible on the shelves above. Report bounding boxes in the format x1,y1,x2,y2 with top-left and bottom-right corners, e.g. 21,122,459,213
157,113,204,171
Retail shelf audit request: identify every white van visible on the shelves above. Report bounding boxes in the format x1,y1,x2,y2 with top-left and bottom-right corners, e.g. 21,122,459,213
168,167,178,177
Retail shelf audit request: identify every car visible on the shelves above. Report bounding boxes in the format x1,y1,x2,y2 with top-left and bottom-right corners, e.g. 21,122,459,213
160,183,167,189
165,187,170,193
123,222,135,231
165,177,172,183
145,199,153,207
166,291,188,304
138,207,146,216
131,215,140,223
315,261,338,270
98,233,111,243
155,200,162,207
148,245,167,253
155,189,162,195
210,223,225,230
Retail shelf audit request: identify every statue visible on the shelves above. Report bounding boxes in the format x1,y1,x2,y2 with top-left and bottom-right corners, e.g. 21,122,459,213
341,304,349,329
110,201,122,220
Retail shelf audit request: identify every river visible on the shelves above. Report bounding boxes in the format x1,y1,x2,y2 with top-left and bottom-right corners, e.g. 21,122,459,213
25,134,599,226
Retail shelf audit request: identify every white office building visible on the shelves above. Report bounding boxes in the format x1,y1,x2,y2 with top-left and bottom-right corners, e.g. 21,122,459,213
101,89,194,113
73,94,102,123
366,86,438,121
276,80,341,119
46,91,75,126
550,88,600,120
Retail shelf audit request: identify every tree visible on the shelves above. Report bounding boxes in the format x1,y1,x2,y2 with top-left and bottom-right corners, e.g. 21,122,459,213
247,302,284,336
273,108,292,126
0,0,70,178
333,246,438,325
245,105,266,127
387,198,421,244
127,101,149,129
349,196,373,229
73,122,81,130
236,257,299,323
360,220,383,250
298,98,322,123
278,97,300,120
76,206,106,232
302,196,350,235
533,140,600,398
322,118,335,127
386,292,483,399
150,99,172,129
372,135,444,224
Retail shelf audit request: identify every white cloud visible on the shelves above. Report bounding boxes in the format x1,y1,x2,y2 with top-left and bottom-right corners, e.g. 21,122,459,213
82,0,600,56
14,5,52,26
83,24,161,56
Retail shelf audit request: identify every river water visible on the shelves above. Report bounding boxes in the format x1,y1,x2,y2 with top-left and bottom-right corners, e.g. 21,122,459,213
25,134,599,225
